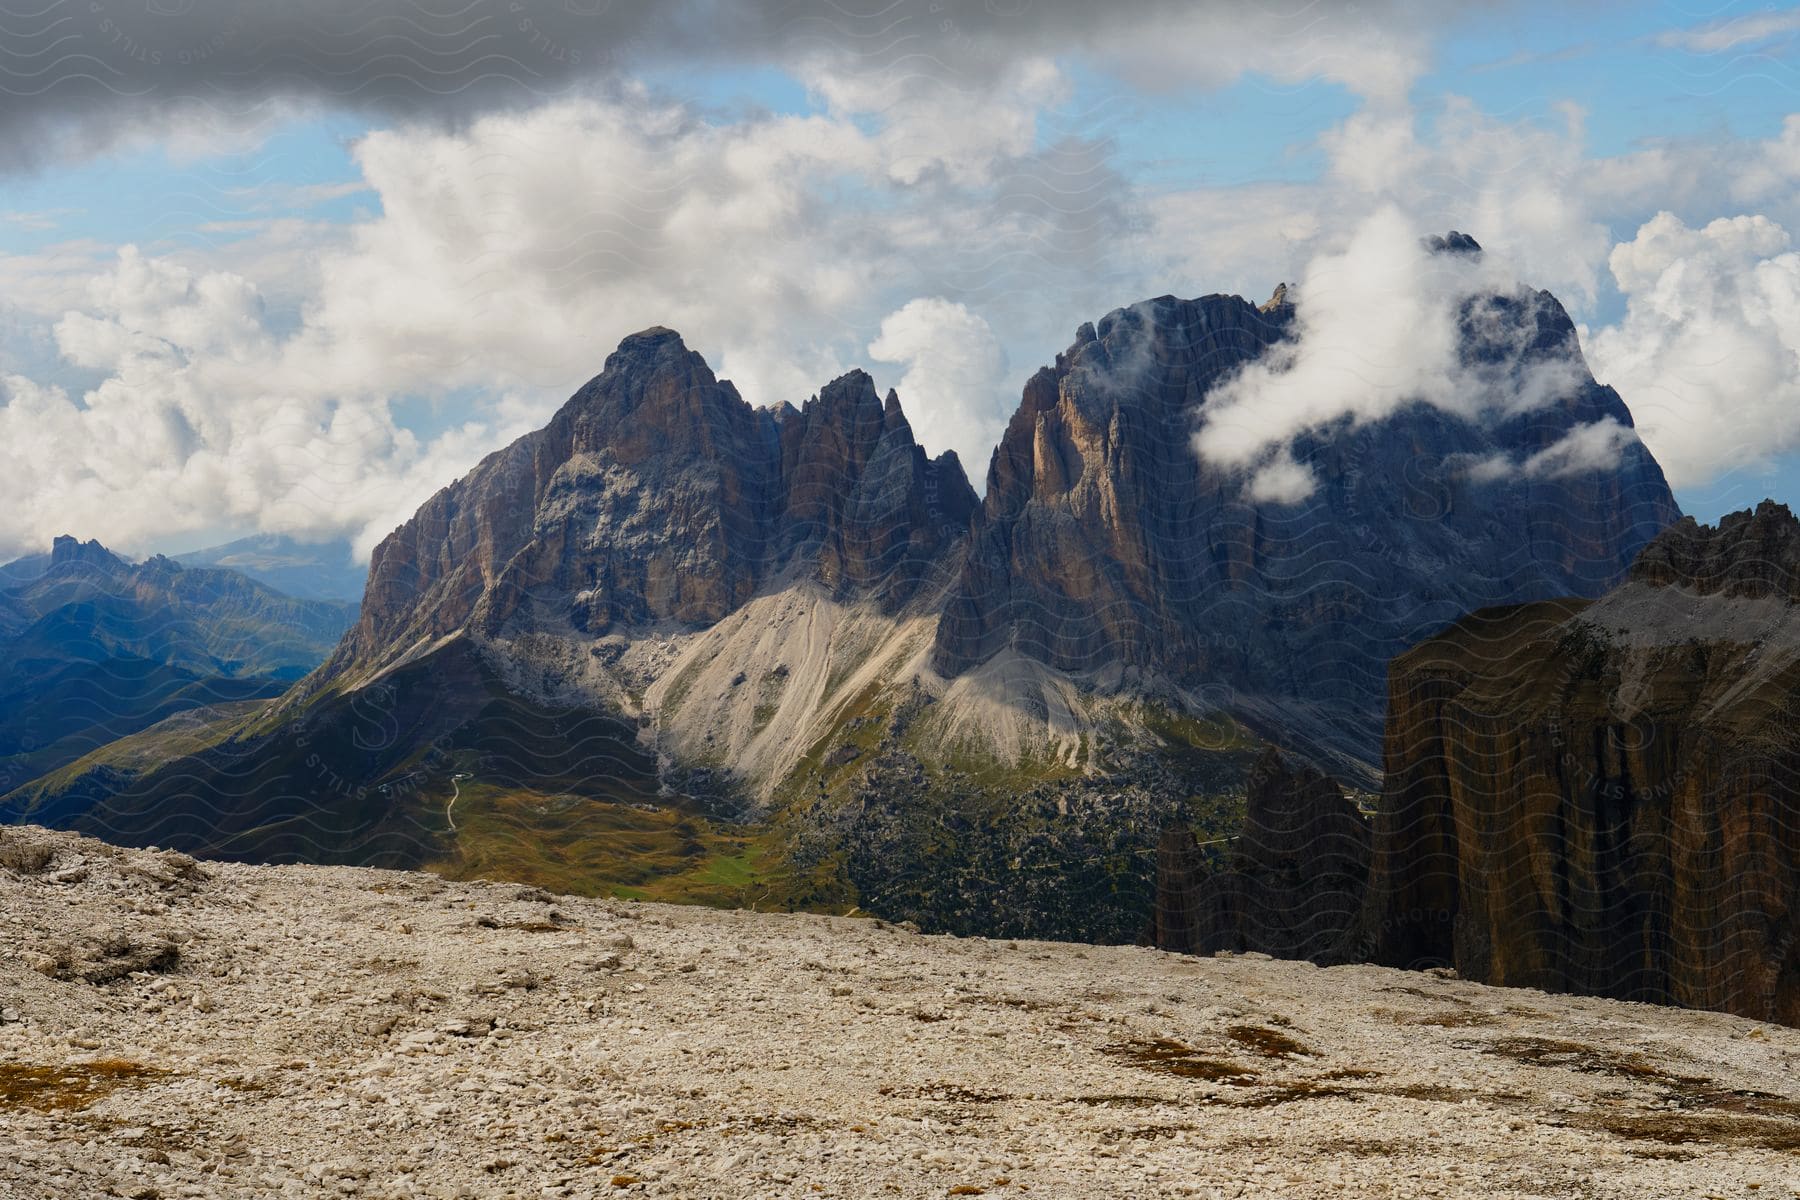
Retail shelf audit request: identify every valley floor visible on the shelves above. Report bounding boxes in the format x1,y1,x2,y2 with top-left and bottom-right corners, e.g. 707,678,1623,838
1,826,1797,1200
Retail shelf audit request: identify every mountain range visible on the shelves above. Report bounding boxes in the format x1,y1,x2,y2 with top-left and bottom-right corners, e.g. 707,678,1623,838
2,241,1689,950
0,538,354,803
174,534,367,604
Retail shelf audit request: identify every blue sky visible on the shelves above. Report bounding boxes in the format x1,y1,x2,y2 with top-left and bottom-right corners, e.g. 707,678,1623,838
2,0,1798,558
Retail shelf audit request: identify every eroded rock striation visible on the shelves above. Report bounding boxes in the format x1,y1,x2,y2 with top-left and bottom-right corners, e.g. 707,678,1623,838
1355,500,1800,1025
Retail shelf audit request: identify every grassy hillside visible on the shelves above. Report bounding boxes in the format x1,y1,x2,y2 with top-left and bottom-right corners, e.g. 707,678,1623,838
8,603,1281,939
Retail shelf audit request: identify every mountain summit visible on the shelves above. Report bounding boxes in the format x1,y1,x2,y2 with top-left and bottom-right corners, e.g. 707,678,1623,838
936,287,1677,773
335,327,975,687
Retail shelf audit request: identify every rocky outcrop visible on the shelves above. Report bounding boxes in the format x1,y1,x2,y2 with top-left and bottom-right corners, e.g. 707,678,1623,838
1626,501,1800,599
772,373,976,599
1153,748,1370,960
1354,500,1800,1026
1423,230,1483,256
934,280,1680,777
337,329,974,683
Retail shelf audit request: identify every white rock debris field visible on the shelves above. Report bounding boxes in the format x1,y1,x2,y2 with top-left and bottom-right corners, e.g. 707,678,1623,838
1,824,1797,1199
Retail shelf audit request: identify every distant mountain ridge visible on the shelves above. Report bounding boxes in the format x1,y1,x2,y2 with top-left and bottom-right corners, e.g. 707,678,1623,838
176,534,367,604
0,536,354,797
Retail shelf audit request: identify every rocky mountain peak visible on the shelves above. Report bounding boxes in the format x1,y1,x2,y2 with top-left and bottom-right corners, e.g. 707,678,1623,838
337,328,977,680
937,279,1679,774
48,536,122,570
136,554,184,581
1627,499,1800,600
795,370,887,462
1423,229,1483,256
882,387,906,430
584,325,716,414
606,323,689,361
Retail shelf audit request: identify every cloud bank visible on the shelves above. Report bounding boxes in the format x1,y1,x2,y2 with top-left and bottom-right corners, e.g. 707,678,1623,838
0,247,555,562
1586,212,1800,489
0,0,1465,172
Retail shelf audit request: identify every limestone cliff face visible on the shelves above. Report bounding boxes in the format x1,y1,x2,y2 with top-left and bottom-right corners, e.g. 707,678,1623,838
773,374,976,599
1153,748,1370,961
337,329,975,682
1356,501,1800,1026
934,284,1681,775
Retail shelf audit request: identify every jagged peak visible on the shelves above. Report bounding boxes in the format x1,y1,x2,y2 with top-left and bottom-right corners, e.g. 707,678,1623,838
814,368,878,401
593,325,707,382
1423,230,1483,257
619,324,684,346
802,371,887,438
1628,499,1800,600
50,535,121,568
881,388,923,440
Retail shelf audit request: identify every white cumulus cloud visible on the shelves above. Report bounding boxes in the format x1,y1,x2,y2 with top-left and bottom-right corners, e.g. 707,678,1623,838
0,247,556,561
1585,212,1800,488
867,298,1010,479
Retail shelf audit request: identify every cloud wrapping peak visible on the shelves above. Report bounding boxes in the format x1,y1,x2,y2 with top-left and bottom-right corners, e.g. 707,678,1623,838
1192,206,1645,502
1194,209,1476,481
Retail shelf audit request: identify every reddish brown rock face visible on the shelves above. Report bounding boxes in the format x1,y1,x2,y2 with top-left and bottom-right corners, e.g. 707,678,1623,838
336,328,975,681
1356,501,1800,1026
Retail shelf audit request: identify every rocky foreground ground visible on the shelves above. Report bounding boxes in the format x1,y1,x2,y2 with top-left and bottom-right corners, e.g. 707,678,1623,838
1,825,1797,1199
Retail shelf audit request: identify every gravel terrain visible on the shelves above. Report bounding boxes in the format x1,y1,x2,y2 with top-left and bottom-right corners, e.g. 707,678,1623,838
2,824,1797,1200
